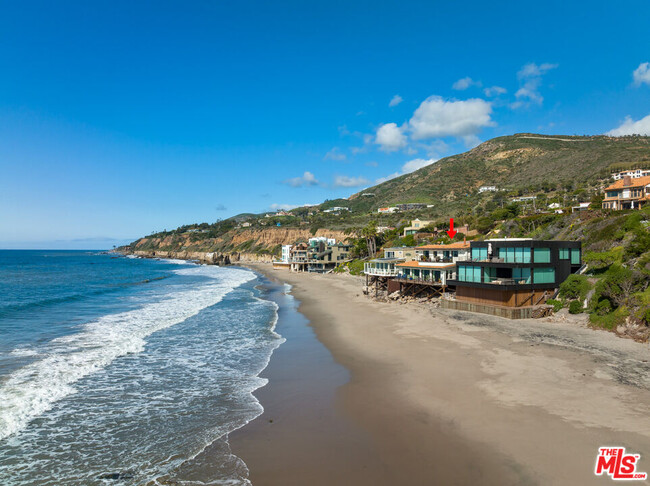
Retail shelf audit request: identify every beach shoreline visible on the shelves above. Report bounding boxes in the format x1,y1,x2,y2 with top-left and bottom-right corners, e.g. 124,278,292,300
230,263,650,485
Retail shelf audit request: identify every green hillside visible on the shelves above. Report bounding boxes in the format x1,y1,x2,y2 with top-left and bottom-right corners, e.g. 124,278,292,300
343,133,650,216
124,133,650,242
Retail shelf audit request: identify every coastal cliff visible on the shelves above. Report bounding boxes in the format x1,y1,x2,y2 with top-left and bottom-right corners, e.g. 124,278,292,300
121,227,350,264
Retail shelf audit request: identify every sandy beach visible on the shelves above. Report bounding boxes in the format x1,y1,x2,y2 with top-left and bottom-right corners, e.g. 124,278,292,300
231,264,650,485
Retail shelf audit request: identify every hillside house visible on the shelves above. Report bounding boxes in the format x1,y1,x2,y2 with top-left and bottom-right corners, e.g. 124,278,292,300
377,206,398,213
602,175,650,210
612,169,650,180
403,219,433,236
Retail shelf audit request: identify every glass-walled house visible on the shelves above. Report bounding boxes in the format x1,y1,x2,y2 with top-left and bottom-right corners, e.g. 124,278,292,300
449,239,582,307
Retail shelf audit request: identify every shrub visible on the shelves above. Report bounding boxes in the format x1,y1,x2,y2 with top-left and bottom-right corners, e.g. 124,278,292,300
594,299,613,316
596,264,641,308
624,229,650,260
546,299,563,312
559,274,591,301
568,300,583,314
584,248,622,271
589,306,630,330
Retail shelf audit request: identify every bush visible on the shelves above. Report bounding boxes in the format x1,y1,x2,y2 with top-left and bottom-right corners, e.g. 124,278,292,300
568,300,583,314
584,248,622,271
594,299,613,316
596,264,641,308
589,306,630,330
559,274,591,301
624,229,650,260
546,299,563,312
335,259,366,276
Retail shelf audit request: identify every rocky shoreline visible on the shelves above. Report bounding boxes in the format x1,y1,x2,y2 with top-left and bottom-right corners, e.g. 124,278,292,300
116,249,274,265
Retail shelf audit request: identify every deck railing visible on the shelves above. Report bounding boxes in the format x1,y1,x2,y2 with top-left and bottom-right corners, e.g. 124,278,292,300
364,266,399,277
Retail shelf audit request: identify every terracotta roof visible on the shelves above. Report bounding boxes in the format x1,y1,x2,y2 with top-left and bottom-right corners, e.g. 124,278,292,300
396,261,455,269
604,175,650,191
416,241,470,250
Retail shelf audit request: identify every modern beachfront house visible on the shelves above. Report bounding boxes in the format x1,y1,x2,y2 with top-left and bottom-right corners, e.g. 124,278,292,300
364,246,416,296
387,241,471,297
307,240,351,273
602,175,650,210
289,242,310,272
288,239,351,272
272,244,293,269
445,239,582,313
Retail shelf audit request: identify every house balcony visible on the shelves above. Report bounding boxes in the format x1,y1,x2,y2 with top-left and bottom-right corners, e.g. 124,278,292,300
364,266,400,277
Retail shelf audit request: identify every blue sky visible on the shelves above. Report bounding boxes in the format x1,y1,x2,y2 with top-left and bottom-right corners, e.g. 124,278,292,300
1,1,649,248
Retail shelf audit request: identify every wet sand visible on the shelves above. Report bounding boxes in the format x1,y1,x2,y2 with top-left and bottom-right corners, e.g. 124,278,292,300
231,264,650,485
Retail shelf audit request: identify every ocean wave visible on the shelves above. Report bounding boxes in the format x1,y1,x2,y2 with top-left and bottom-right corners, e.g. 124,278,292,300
0,266,256,441
0,276,171,319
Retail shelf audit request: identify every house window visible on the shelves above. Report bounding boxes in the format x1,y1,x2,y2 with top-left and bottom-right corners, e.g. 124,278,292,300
472,247,488,260
513,268,531,284
483,267,496,283
559,248,570,260
459,265,481,283
571,249,581,265
534,248,551,263
518,248,531,263
533,267,555,284
498,247,530,263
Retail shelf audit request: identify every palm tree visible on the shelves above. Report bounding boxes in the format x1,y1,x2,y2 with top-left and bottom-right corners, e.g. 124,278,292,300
361,221,378,258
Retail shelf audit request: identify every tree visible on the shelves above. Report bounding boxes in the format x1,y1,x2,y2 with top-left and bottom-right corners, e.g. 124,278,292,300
361,221,378,258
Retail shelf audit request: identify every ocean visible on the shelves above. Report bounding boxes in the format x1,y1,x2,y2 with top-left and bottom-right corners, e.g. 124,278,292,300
0,250,284,485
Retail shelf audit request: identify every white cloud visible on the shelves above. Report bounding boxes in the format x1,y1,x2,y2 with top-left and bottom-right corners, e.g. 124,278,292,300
633,62,650,86
375,157,439,184
375,122,407,151
389,94,403,107
512,62,557,107
408,96,494,140
607,114,650,136
323,147,346,161
365,161,378,167
484,86,507,97
452,77,481,90
333,175,370,188
283,171,319,187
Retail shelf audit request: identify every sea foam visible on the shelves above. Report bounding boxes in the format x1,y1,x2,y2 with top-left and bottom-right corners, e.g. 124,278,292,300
0,264,255,441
